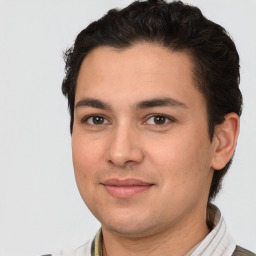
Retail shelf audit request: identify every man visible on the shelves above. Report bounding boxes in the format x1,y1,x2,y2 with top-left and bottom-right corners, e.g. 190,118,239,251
57,0,255,255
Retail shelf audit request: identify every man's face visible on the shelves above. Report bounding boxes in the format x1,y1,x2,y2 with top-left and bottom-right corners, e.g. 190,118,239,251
72,43,216,237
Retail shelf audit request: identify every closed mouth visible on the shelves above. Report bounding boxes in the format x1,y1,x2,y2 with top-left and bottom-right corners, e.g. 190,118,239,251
101,178,154,198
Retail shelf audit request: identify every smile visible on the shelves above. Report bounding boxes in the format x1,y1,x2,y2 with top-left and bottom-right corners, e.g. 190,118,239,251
102,178,154,198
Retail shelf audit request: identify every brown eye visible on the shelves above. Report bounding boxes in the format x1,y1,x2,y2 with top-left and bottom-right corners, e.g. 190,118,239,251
146,115,173,126
86,116,108,125
154,116,166,125
93,116,104,124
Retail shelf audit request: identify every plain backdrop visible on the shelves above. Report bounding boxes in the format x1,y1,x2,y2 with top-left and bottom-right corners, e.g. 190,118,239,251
0,0,255,255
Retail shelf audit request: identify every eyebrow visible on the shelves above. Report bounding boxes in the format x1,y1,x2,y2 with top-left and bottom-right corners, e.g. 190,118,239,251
135,97,188,110
75,98,112,110
75,97,187,111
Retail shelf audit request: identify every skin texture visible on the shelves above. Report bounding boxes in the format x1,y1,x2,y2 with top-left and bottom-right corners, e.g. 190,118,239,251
72,43,239,256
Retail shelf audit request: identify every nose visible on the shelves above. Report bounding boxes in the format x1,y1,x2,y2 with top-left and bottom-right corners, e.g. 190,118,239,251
106,124,144,167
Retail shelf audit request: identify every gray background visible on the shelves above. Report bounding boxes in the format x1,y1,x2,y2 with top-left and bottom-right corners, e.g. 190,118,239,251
0,0,255,255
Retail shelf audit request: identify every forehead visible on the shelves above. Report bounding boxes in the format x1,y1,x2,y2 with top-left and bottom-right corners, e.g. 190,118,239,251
75,43,203,109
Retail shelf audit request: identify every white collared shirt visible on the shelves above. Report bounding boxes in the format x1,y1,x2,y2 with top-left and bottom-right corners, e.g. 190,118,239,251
190,205,236,256
53,204,236,256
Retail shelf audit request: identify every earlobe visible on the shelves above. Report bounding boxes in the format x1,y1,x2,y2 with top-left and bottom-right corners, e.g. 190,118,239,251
211,113,240,170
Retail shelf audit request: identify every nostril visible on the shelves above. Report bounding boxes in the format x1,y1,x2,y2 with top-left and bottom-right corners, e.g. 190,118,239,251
106,127,144,166
107,149,144,167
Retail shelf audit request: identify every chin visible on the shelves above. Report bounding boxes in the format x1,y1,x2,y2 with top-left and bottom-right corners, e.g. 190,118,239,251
100,213,163,238
103,223,156,238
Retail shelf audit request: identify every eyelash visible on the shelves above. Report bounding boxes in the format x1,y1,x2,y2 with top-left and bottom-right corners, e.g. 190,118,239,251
80,114,175,126
81,115,110,125
144,114,175,126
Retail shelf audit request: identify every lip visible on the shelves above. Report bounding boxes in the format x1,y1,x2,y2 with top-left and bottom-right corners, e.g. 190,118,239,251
101,178,154,198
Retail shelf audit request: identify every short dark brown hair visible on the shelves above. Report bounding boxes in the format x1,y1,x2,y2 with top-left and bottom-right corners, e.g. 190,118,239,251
62,0,242,201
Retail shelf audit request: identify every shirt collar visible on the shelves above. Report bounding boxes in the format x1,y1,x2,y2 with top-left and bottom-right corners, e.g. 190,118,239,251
191,204,236,256
91,229,103,256
90,204,236,256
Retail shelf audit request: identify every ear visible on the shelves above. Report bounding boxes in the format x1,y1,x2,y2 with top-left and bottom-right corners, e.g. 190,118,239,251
211,113,240,170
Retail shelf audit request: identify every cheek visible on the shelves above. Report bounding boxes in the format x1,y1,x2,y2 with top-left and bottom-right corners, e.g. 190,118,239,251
146,134,213,210
71,135,104,191
71,136,104,208
72,134,104,168
146,129,212,183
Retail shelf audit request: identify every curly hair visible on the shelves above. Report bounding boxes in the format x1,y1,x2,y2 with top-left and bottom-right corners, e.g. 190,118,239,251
62,0,242,202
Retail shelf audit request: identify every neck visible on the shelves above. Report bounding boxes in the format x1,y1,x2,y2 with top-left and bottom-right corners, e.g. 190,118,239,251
101,207,210,256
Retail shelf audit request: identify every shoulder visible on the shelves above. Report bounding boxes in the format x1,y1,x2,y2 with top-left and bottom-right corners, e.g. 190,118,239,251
232,245,256,256
74,240,92,256
41,240,92,256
